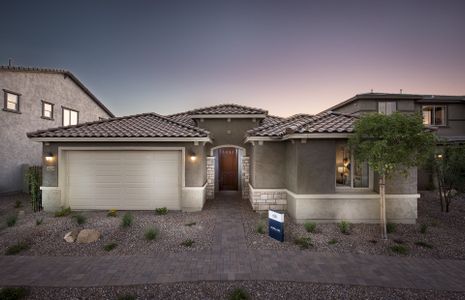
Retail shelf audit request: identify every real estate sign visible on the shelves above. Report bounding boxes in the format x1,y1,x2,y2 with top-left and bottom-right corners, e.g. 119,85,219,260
268,210,284,242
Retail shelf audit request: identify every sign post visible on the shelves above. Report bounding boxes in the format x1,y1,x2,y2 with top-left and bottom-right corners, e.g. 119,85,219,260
268,210,284,242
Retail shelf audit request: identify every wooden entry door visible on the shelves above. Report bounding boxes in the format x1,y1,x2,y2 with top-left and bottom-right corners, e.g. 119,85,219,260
219,148,238,190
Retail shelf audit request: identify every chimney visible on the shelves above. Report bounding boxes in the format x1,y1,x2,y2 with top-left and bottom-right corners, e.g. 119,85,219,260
400,89,403,94
8,58,12,67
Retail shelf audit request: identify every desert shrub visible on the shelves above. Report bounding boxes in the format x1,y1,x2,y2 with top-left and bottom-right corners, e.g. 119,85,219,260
155,207,168,215
229,288,249,300
107,209,118,217
54,207,71,217
103,242,118,251
144,227,158,241
181,239,195,247
5,242,30,255
294,237,312,249
414,241,433,249
328,238,338,245
0,287,29,300
256,222,266,234
338,220,350,235
420,224,428,234
121,213,133,228
304,222,317,233
35,218,43,226
73,214,86,225
390,244,409,255
6,215,17,227
185,222,196,227
14,200,22,208
386,222,396,234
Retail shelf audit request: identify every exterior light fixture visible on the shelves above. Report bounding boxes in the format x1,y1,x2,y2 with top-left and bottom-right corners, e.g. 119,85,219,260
45,152,54,162
189,152,197,162
436,153,443,159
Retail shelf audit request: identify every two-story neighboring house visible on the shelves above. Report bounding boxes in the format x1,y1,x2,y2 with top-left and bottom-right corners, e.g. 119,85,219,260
325,92,465,189
0,66,114,194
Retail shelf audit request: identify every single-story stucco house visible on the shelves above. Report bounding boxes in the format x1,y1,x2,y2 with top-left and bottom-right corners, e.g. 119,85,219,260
28,104,419,223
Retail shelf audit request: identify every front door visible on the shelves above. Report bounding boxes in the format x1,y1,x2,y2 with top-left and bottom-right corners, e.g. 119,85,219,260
219,148,238,190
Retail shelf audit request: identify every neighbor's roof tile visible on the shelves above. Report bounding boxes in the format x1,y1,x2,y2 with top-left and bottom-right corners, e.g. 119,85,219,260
182,103,267,115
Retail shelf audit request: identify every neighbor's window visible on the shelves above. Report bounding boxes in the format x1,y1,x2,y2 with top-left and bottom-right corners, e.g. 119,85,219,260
335,143,369,188
62,107,79,126
378,101,396,115
41,101,54,119
422,105,446,126
3,90,20,112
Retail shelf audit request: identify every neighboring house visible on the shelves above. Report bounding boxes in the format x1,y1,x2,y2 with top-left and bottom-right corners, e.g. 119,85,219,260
325,92,465,188
29,103,417,224
0,66,114,194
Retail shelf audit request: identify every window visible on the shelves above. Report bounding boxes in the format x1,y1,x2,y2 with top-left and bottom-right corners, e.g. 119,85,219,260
3,90,20,112
62,107,79,126
378,101,396,115
336,143,369,188
422,105,446,126
41,101,54,119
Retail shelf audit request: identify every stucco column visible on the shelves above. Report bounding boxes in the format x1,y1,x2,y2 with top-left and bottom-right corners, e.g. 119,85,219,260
206,156,215,199
241,156,250,199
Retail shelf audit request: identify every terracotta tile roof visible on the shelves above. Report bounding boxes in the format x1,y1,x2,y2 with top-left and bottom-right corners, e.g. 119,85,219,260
183,103,267,115
0,66,114,117
27,113,209,139
166,113,197,127
247,112,357,137
261,115,285,126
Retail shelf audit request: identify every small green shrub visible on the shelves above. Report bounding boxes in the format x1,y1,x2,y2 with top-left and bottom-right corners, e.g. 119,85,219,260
229,288,249,300
185,222,196,227
6,215,17,227
328,238,338,245
415,241,433,249
5,242,30,255
181,239,195,247
294,237,312,249
256,222,265,234
117,294,136,300
103,242,118,251
14,200,22,208
0,287,29,300
36,218,43,226
155,207,168,215
54,207,71,217
390,244,409,255
304,222,317,233
73,214,86,225
121,213,133,228
338,220,350,235
420,224,428,234
144,227,158,241
386,222,397,234
107,209,118,217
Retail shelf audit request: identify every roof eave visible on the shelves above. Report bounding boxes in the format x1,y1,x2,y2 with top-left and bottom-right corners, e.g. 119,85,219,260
29,137,213,143
190,113,267,119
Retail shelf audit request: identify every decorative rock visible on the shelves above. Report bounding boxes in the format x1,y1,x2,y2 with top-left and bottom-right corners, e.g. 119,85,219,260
76,229,100,244
64,229,79,243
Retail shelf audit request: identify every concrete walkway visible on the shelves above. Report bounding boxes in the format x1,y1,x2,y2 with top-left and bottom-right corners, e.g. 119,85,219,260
1,192,465,291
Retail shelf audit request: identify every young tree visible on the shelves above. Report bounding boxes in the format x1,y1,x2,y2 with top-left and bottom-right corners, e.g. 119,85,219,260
435,143,465,212
349,113,435,239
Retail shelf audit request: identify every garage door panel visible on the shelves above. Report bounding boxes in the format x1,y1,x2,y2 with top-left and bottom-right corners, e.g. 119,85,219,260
67,150,181,210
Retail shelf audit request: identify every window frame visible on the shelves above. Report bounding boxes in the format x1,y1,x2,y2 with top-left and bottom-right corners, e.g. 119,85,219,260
422,105,447,127
335,144,373,191
377,101,397,115
41,100,54,120
3,89,21,113
62,106,79,126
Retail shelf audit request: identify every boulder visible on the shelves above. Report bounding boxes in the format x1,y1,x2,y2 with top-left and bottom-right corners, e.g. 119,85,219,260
64,229,79,243
76,229,100,243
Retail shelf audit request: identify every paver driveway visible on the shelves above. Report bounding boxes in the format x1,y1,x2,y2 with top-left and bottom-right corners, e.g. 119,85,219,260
1,191,465,291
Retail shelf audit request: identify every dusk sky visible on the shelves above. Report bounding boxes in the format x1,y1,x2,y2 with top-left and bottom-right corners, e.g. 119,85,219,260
1,0,464,117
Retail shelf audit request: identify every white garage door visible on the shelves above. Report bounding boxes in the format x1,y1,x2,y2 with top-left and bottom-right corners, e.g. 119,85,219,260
66,150,181,210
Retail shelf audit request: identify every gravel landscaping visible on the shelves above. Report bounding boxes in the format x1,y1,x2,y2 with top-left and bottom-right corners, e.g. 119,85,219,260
0,194,214,256
243,191,465,259
6,281,465,300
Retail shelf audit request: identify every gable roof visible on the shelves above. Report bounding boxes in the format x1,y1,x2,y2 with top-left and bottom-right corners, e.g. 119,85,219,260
180,103,267,116
324,92,465,112
247,111,357,138
27,112,210,140
0,66,114,117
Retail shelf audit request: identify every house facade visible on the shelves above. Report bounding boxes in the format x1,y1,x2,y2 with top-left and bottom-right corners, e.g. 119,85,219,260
0,66,114,193
29,103,419,224
326,93,465,189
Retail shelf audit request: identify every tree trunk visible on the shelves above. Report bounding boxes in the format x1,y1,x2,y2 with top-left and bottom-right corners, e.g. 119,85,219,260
379,175,387,240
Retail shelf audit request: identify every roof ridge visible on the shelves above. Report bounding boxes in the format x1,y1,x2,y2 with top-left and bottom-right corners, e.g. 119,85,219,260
148,112,210,134
181,103,268,115
247,113,313,135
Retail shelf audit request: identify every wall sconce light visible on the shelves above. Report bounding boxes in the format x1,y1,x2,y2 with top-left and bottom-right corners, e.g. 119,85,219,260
45,152,54,162
189,152,197,162
436,153,443,159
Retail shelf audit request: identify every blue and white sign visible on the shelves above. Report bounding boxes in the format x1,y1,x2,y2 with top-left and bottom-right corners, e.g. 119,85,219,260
268,210,284,242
